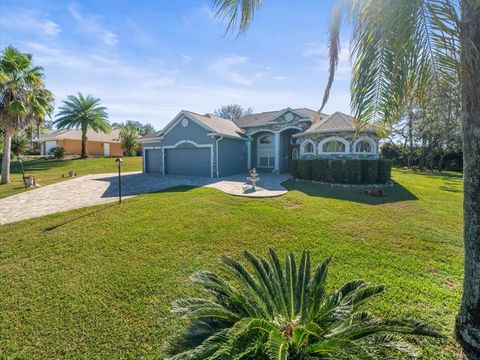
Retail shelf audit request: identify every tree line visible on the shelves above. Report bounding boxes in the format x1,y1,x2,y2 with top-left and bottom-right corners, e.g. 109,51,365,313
0,46,155,181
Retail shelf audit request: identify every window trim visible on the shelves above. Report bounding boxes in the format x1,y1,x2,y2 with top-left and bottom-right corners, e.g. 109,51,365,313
352,136,377,154
300,139,316,155
318,136,350,154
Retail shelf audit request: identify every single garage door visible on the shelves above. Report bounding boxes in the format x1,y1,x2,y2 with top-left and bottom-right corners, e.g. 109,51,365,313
165,147,211,177
145,149,162,173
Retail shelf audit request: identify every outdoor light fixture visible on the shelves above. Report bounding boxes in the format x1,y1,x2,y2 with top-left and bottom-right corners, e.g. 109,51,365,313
115,158,123,204
17,156,27,190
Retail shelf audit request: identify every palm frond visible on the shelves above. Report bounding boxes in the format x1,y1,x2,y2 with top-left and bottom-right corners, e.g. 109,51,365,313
212,0,263,36
169,249,439,359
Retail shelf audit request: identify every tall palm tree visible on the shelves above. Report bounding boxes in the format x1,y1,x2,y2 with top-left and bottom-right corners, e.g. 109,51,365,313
212,0,480,357
54,93,110,158
0,46,53,184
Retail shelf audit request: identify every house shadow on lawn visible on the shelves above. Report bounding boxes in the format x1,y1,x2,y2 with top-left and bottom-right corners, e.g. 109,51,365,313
284,180,417,205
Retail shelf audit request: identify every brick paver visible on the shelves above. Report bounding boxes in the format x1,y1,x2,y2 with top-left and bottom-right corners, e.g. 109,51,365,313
0,172,289,225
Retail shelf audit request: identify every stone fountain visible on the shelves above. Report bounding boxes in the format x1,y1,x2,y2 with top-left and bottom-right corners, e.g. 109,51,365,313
247,168,260,191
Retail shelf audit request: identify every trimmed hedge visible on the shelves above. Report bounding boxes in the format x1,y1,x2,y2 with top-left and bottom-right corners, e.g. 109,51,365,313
298,159,312,180
312,158,330,182
290,158,392,184
377,159,393,184
361,159,379,184
331,160,345,183
289,159,299,178
345,159,362,184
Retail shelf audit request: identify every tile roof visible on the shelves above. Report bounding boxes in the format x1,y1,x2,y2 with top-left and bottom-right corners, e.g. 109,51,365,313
301,111,376,134
183,111,246,139
40,128,121,142
234,108,327,127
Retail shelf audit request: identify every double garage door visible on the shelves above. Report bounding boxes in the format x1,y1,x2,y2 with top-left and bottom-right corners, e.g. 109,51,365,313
145,147,211,177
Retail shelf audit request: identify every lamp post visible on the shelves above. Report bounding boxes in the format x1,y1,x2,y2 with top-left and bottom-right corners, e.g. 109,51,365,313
18,157,27,190
115,158,123,204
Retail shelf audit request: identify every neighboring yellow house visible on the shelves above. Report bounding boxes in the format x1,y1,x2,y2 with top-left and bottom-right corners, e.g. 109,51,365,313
39,128,123,157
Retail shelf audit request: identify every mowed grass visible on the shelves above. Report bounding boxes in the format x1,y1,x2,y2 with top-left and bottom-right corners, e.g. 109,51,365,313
0,156,142,199
0,169,464,358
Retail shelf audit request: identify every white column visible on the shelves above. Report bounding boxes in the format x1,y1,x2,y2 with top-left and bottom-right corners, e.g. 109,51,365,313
274,132,281,173
247,140,252,169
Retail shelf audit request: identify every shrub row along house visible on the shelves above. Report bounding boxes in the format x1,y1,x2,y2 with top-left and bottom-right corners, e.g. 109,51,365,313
139,108,379,178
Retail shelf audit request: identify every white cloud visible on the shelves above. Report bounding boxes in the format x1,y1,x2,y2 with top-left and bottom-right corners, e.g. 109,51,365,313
68,4,118,46
209,55,257,86
180,54,194,65
0,11,61,35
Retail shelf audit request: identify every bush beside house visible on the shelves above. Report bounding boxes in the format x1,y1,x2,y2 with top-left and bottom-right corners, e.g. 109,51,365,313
290,158,392,184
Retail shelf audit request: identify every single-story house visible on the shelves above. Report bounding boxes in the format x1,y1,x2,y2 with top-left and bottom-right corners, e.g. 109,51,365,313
139,108,378,178
39,128,123,157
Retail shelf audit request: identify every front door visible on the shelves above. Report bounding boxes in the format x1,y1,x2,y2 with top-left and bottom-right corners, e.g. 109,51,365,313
103,143,110,157
257,134,275,168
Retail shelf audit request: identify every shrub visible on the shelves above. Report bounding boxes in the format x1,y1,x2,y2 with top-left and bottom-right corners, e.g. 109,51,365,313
361,159,379,184
289,159,299,178
330,159,345,183
377,159,393,184
345,159,362,184
312,158,330,182
48,146,67,159
297,159,312,180
167,249,440,359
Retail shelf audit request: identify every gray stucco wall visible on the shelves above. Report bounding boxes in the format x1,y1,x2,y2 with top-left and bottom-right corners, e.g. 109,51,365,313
218,138,248,177
162,117,214,146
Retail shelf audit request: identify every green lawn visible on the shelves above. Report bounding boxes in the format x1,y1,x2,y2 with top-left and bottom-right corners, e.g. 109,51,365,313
0,156,142,199
0,169,464,358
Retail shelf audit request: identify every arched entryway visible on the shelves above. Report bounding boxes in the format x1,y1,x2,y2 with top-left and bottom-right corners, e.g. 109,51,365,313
248,126,302,173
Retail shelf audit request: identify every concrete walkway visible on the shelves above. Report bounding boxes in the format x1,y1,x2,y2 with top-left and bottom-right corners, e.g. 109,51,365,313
0,172,290,225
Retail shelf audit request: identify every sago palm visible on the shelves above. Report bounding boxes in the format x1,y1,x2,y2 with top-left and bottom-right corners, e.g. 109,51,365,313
167,249,439,359
0,46,53,184
212,1,480,357
54,93,110,158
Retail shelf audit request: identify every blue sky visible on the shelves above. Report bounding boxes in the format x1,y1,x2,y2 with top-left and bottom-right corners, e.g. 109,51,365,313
0,0,353,129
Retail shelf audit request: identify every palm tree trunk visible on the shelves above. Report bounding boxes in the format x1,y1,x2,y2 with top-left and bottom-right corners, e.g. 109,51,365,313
1,129,13,184
81,128,88,158
456,0,480,358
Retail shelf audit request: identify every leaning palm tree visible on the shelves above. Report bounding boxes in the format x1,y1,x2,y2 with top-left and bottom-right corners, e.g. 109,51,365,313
0,46,53,184
212,1,479,357
54,93,110,158
167,250,439,359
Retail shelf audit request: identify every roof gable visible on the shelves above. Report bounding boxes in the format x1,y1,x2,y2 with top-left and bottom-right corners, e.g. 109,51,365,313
147,110,246,142
234,107,326,128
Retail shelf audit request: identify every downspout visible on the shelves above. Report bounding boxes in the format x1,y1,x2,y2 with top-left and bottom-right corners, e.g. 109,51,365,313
216,135,224,178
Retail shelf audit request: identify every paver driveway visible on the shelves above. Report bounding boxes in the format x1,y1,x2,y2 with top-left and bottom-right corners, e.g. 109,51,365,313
0,172,289,225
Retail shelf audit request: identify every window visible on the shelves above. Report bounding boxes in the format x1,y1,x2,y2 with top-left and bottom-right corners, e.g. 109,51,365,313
301,140,316,155
292,148,299,159
353,137,375,154
323,140,346,153
355,140,372,153
257,134,275,168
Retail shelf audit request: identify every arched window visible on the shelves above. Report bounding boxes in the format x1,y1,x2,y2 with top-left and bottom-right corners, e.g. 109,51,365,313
353,137,376,154
355,140,372,153
323,140,345,153
257,134,275,168
300,140,316,155
319,136,350,154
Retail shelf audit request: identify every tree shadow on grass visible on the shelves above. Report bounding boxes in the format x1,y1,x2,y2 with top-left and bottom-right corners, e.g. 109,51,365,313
284,180,417,205
43,205,113,232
